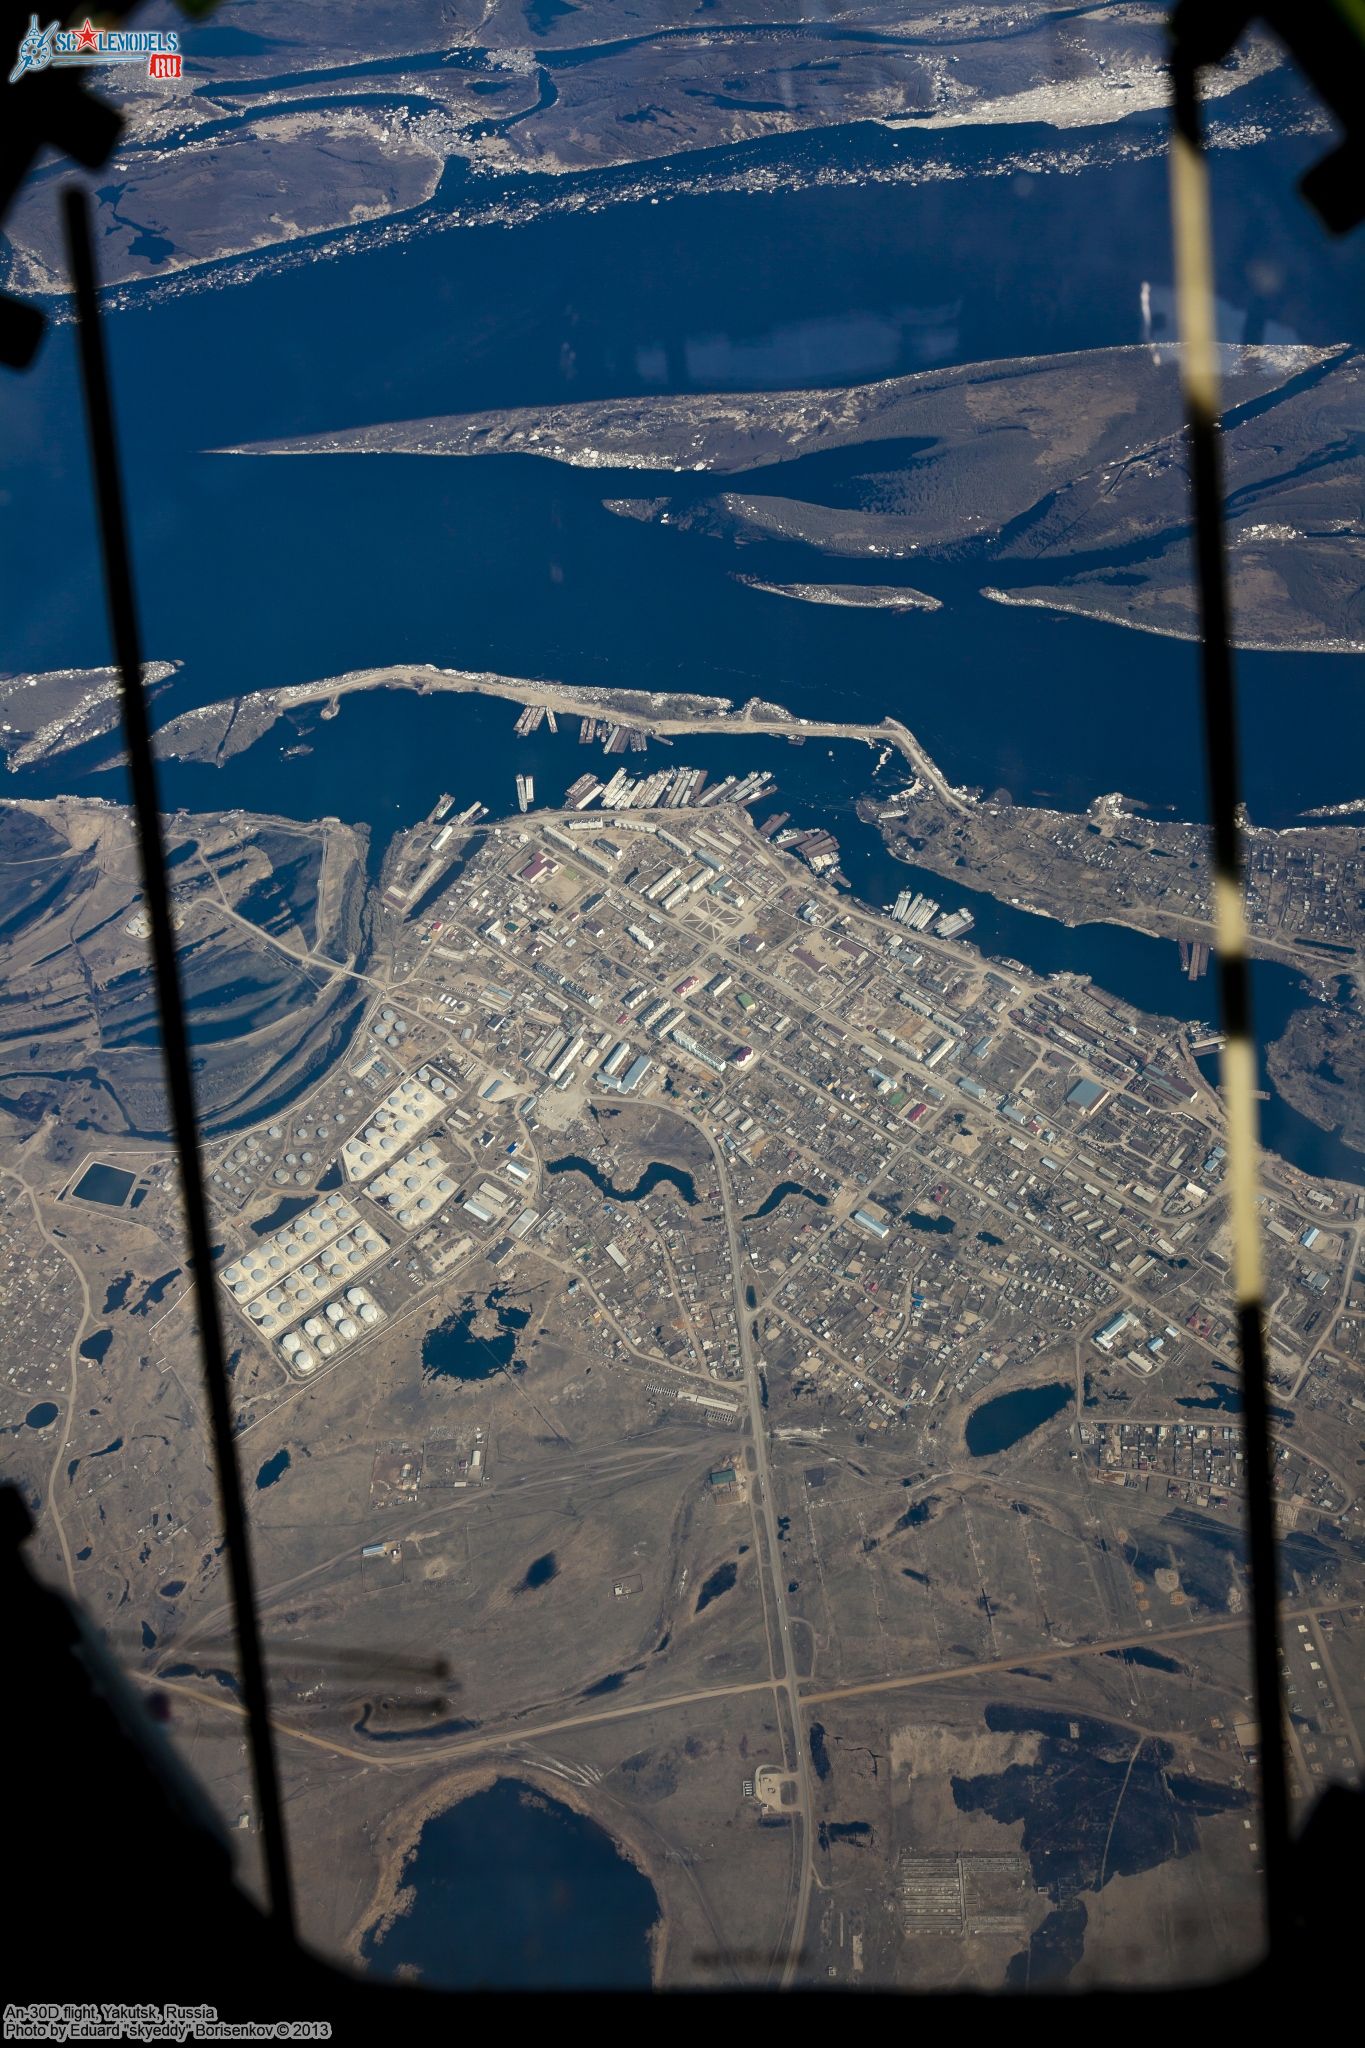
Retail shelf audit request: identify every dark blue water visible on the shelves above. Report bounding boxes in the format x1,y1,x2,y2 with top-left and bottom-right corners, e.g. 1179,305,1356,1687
255,1448,291,1489
352,1703,479,1742
1,107,1359,1194
251,1195,313,1236
361,1777,659,1989
72,1164,135,1206
966,1381,1073,1455
25,1402,58,1429
130,1268,181,1314
102,1272,133,1313
907,1211,954,1235
422,1291,524,1380
1105,1645,1183,1673
13,444,1359,828
1198,1048,1364,1188
695,1560,738,1611
744,1179,827,1220
162,1662,241,1694
3,115,1360,821
546,1154,698,1204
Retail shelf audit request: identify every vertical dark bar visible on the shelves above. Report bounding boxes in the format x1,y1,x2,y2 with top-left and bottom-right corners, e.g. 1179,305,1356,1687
1169,54,1289,1955
62,184,296,1943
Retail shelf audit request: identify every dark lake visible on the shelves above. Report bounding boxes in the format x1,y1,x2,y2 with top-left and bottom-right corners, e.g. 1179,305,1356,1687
695,1559,739,1612
1106,1645,1184,1674
1177,1378,1244,1415
423,1289,525,1381
352,1703,479,1743
907,1211,954,1235
361,1777,659,1989
546,1154,698,1205
745,1180,827,1220
966,1381,1074,1456
102,1272,133,1313
73,1163,135,1206
163,1662,241,1695
251,1195,314,1236
519,1551,558,1591
130,1268,181,1314
255,1448,291,1489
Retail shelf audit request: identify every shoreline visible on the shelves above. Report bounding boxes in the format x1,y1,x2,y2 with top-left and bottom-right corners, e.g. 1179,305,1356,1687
9,653,1354,983
12,653,1355,989
733,575,943,613
878,829,1354,982
980,585,1365,657
148,662,966,809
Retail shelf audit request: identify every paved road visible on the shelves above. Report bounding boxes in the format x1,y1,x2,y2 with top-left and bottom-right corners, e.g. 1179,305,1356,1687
801,1608,1300,1704
144,1603,1317,1778
709,1127,818,1987
142,1669,779,1772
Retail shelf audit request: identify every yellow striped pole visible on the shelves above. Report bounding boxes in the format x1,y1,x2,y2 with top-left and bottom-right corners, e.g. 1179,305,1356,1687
1169,47,1289,1950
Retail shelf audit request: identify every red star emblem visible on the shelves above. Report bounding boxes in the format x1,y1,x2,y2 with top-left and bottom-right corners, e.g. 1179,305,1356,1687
75,18,98,53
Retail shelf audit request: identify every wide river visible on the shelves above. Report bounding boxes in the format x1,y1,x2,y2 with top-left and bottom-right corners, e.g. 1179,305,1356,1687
1,91,1361,1181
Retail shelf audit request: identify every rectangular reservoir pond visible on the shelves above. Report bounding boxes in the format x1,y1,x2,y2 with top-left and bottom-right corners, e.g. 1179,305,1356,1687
72,1162,136,1207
